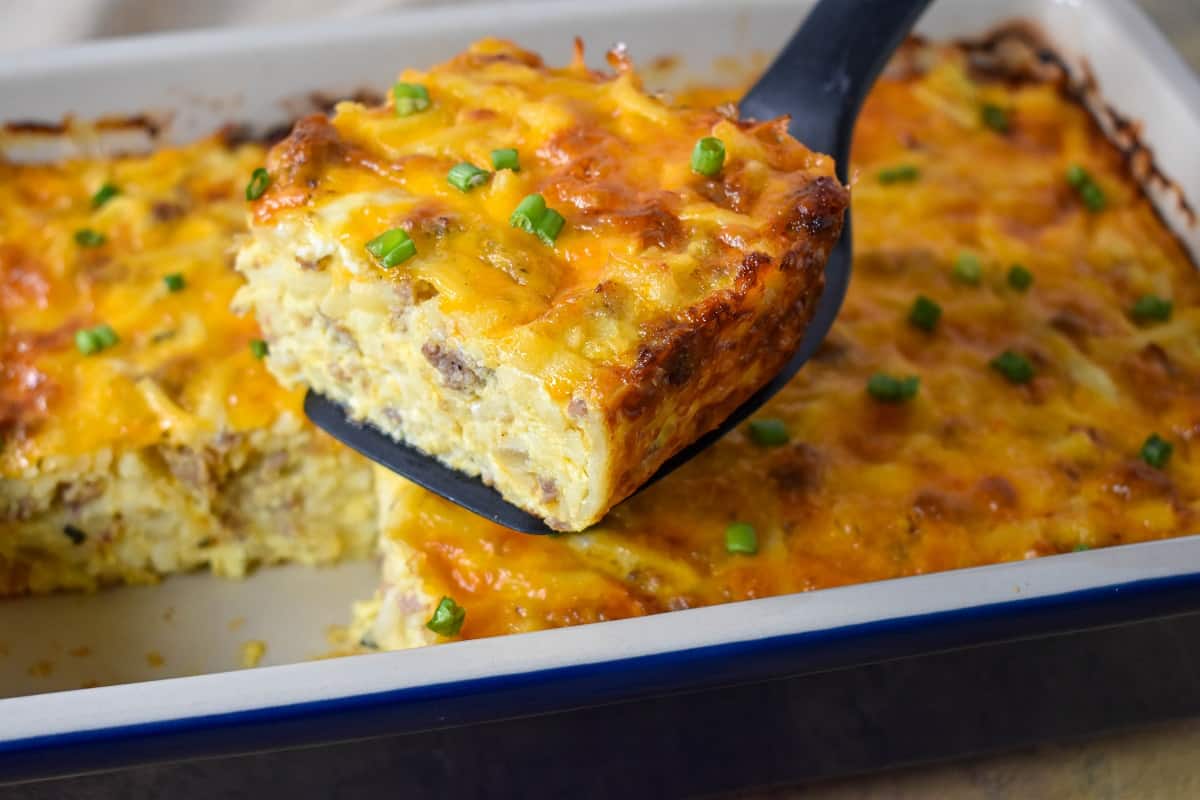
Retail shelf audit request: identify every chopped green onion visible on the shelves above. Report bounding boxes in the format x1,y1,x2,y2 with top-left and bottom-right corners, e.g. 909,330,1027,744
980,103,1010,133
953,252,982,285
747,418,789,447
510,193,548,234
447,162,490,192
990,350,1034,384
878,164,920,184
508,194,566,246
724,522,758,555
867,373,920,403
1140,433,1173,469
490,148,520,172
1073,543,1091,552
1007,264,1033,292
1130,294,1172,323
245,168,270,201
91,183,120,209
365,227,417,268
533,208,565,246
908,295,942,332
92,324,119,349
62,525,87,546
74,329,101,355
426,595,466,636
163,273,186,292
690,136,725,177
393,82,431,116
74,228,106,248
1066,165,1106,212
249,339,269,359
75,323,118,355
1079,182,1106,212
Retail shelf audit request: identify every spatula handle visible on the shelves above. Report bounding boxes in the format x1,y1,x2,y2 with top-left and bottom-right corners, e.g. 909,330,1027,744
739,0,932,179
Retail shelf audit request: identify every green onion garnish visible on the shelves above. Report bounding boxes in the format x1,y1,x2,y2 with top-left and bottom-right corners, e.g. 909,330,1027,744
365,227,417,268
878,164,920,184
1073,543,1091,552
490,148,520,172
245,168,270,201
393,82,431,116
908,295,942,332
426,595,466,636
510,193,547,233
75,323,119,355
533,208,565,246
867,373,920,403
63,525,87,546
91,183,119,209
163,273,186,293
1140,433,1173,469
93,324,119,349
74,228,106,248
74,329,100,355
447,162,490,192
690,136,726,177
953,252,982,285
980,103,1010,133
1130,294,1172,323
747,418,789,447
249,339,269,360
509,194,567,246
724,522,758,555
1007,264,1033,292
1079,182,1106,212
990,350,1034,384
1066,165,1106,212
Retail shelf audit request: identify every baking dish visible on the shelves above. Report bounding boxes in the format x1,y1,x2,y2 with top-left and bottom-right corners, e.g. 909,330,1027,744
1,0,1198,782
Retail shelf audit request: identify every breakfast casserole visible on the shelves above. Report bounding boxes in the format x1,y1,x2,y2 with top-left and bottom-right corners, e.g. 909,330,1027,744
0,131,375,595
1,37,1196,663
347,39,1199,649
234,38,848,532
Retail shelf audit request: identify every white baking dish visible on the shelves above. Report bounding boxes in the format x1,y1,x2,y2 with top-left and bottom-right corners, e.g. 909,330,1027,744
1,0,1198,781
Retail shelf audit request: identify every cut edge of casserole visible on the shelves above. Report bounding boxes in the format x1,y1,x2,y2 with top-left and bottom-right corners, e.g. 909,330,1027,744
235,38,847,531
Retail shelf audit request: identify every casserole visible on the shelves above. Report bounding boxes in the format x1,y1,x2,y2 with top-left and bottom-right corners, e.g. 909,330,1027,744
1,0,1198,782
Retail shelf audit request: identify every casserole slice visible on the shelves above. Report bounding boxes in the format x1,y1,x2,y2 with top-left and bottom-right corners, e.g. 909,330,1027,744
0,133,375,594
235,39,848,531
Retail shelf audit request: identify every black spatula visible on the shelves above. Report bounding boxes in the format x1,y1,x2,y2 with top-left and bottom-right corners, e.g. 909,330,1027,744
306,0,933,533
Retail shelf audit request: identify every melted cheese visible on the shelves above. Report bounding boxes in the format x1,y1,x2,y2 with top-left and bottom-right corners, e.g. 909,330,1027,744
251,37,839,397
0,134,298,475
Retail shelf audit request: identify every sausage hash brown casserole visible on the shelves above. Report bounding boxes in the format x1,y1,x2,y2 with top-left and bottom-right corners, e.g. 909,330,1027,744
1,39,1197,660
234,39,848,532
